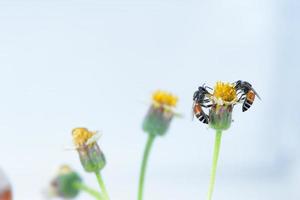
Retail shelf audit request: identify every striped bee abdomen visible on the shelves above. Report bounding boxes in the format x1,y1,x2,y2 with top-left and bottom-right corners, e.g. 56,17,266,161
242,90,255,112
194,103,209,124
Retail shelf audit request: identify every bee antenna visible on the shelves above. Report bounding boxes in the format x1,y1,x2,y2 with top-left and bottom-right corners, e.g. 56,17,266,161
201,83,212,90
206,86,213,90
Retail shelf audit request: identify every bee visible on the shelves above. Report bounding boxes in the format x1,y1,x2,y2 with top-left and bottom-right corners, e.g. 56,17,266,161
234,80,261,112
192,85,212,124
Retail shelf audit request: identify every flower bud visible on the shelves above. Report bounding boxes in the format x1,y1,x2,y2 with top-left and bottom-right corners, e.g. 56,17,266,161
77,143,106,173
209,104,233,131
143,105,173,136
142,90,178,136
48,165,82,199
72,128,106,173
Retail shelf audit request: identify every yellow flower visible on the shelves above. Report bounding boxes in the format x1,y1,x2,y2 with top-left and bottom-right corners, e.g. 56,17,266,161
72,128,96,147
143,90,179,136
212,81,237,104
58,165,72,175
48,165,82,199
152,90,178,108
71,127,106,172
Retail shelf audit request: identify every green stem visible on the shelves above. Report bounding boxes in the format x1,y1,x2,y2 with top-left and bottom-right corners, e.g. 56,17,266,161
95,172,110,200
138,134,156,200
73,182,103,200
207,130,222,200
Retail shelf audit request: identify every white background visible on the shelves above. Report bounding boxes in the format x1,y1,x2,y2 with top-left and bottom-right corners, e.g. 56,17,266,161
0,0,299,200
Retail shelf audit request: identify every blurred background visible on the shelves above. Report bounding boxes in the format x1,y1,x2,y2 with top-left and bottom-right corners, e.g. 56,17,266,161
0,0,299,199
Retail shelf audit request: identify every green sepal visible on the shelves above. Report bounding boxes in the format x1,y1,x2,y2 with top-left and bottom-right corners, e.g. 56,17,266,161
56,172,82,198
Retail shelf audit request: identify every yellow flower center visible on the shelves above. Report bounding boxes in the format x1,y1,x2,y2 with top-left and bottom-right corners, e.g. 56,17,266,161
72,127,96,146
152,90,178,107
58,165,72,174
213,81,237,102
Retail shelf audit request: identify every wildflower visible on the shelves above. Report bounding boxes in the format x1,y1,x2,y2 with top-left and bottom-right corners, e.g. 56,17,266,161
143,90,178,136
193,81,260,200
208,81,237,131
0,169,12,200
48,165,82,199
72,128,106,173
138,90,179,200
72,128,110,200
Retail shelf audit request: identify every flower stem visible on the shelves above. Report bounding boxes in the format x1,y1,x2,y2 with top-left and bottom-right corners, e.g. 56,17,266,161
207,130,222,200
95,172,110,200
73,182,103,200
138,134,156,200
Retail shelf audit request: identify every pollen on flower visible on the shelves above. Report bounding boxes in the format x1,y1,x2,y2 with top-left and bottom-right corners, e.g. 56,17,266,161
72,128,96,146
58,165,72,174
152,90,178,107
213,81,237,102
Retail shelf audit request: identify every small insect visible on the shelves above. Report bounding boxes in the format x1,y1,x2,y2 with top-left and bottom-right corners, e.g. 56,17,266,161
192,85,212,124
234,80,261,112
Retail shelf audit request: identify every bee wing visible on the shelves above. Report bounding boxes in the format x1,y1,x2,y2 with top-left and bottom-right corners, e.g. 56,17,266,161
251,87,261,100
232,80,239,85
86,132,102,145
191,101,196,121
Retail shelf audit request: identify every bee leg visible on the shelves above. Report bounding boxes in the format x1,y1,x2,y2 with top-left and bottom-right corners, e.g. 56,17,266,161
201,104,212,108
238,98,245,103
204,116,209,124
193,91,200,101
238,95,246,102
